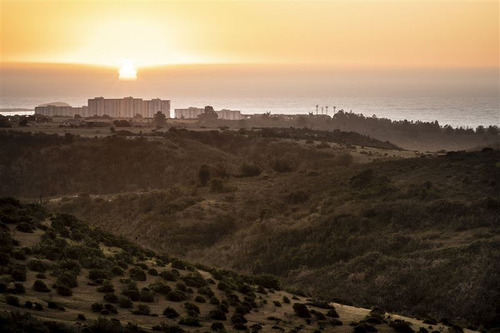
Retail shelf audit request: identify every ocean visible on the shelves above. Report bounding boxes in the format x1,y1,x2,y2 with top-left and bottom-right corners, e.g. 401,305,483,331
1,95,498,129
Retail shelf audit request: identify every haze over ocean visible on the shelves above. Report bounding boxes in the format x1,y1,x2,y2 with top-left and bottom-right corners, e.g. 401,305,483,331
1,95,498,129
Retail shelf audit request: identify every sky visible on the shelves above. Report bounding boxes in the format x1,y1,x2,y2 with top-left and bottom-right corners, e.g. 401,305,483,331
1,0,499,104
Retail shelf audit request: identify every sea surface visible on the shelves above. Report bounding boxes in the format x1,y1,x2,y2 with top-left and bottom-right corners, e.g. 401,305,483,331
1,95,498,129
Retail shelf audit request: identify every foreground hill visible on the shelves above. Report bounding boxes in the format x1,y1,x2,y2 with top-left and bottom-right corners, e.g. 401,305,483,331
0,198,461,333
52,149,500,329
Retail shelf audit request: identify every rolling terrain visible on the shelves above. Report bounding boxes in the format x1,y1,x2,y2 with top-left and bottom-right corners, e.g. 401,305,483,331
0,198,459,333
0,129,499,330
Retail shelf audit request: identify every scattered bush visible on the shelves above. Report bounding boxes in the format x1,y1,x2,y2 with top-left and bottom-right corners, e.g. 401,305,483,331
194,295,206,303
163,306,179,318
103,293,119,303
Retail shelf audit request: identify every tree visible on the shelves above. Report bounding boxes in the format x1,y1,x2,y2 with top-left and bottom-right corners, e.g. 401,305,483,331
198,106,218,121
154,111,167,128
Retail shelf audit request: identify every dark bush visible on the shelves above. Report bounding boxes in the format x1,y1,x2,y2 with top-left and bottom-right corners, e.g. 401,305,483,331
160,270,177,281
118,296,133,308
166,290,187,302
103,293,119,303
11,269,27,282
132,304,151,315
231,313,248,325
148,268,158,276
293,303,311,318
273,300,282,307
194,295,206,303
390,320,415,333
240,163,262,177
179,316,201,327
209,309,227,321
33,280,51,292
6,295,20,307
163,306,179,318
57,271,78,288
89,269,110,280
10,282,26,294
97,282,115,293
283,296,290,304
184,302,200,317
104,303,118,314
27,259,47,273
91,303,104,312
153,322,185,333
129,267,147,281
210,296,220,305
286,190,309,205
140,290,155,302
77,314,86,321
211,322,225,331
57,285,73,296
326,308,339,318
171,260,186,270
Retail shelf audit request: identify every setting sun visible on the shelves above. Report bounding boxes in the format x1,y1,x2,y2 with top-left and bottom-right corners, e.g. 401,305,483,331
118,60,137,80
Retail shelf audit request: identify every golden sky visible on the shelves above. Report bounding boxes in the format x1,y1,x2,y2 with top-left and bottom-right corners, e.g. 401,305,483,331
2,0,499,69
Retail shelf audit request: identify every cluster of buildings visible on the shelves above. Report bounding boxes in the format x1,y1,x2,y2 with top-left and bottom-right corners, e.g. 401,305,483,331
34,97,242,121
174,107,242,120
35,97,170,119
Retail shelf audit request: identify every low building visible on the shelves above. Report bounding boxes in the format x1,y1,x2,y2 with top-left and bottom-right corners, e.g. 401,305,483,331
34,105,88,117
174,107,204,119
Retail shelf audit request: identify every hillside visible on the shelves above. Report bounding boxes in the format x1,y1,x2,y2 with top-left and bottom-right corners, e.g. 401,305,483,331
0,198,461,333
51,149,500,329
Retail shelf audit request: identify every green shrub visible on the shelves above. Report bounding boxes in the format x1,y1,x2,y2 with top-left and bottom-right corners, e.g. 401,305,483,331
153,322,185,333
273,300,282,307
283,296,290,304
33,280,51,292
148,268,158,276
